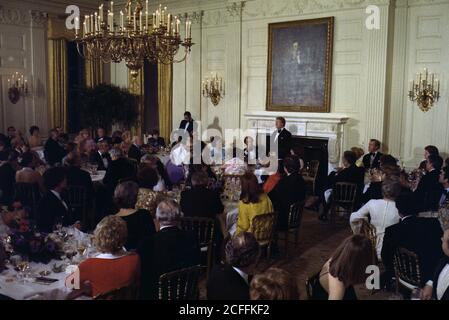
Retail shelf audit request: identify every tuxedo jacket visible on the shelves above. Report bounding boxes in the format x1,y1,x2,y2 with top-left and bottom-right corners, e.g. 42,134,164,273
381,216,444,284
433,256,449,300
102,157,137,192
44,138,66,166
180,186,224,219
362,152,383,170
0,162,15,206
207,264,250,300
37,191,72,233
270,129,292,160
269,172,306,231
414,169,443,212
89,151,111,171
179,120,194,134
138,226,200,299
128,144,142,163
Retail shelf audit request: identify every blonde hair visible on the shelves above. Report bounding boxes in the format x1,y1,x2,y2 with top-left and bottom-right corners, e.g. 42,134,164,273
94,215,128,254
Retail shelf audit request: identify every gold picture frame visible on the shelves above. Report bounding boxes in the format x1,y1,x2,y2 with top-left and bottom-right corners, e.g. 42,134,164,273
266,17,334,113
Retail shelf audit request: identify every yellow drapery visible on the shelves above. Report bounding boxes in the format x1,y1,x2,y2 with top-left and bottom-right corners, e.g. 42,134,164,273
47,16,70,131
85,58,104,88
158,63,173,141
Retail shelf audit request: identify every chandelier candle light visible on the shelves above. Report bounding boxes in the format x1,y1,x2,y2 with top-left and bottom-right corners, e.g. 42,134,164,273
202,73,225,106
7,72,29,104
408,68,440,112
74,0,193,78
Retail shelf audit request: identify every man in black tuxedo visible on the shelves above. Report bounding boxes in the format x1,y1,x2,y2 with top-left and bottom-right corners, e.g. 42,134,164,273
94,127,111,144
44,129,66,166
421,229,449,300
180,171,223,219
89,140,111,171
0,140,9,162
269,155,306,231
148,129,166,149
0,152,16,206
362,139,383,170
37,167,73,233
413,154,443,212
207,232,260,300
102,147,137,193
438,166,449,208
179,111,194,135
128,136,144,163
381,193,443,289
6,126,16,150
138,200,200,299
270,117,292,161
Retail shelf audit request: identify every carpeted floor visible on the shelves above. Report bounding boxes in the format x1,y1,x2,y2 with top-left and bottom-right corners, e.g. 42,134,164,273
200,208,395,300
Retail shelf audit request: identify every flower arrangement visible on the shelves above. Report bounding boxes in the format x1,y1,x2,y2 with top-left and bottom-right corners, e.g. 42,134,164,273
10,232,60,264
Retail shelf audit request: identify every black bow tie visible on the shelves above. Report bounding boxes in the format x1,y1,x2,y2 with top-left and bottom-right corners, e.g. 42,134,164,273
370,153,376,157
278,129,282,134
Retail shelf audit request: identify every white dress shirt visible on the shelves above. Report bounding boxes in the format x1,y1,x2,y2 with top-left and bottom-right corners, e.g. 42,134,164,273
350,199,400,259
50,190,69,211
437,264,449,300
274,128,284,143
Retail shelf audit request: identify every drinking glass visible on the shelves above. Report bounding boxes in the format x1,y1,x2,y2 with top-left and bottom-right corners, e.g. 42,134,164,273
16,256,30,284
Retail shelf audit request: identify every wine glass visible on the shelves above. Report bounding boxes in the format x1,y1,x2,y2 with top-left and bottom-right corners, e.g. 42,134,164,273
16,256,30,284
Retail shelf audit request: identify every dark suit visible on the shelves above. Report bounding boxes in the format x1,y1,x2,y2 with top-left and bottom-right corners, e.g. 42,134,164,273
180,186,224,218
138,226,200,299
102,157,137,192
432,256,449,300
89,151,111,171
362,152,383,170
0,162,15,206
44,138,66,166
148,137,166,148
270,128,292,160
179,119,194,134
269,172,306,231
381,216,443,285
413,169,443,212
207,264,249,300
128,144,142,163
65,166,94,222
37,191,72,233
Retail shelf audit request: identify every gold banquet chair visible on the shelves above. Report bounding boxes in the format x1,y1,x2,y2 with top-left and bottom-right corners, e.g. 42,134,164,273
278,201,305,257
158,265,202,300
250,212,277,260
393,247,422,294
330,182,358,223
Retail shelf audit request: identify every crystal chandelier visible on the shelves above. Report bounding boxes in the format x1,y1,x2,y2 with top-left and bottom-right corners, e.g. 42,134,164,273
202,73,225,106
7,72,29,104
74,0,193,77
408,68,440,112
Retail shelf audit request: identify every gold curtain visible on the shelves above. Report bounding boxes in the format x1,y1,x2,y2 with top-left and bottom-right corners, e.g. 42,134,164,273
85,58,104,88
128,69,145,136
158,63,173,141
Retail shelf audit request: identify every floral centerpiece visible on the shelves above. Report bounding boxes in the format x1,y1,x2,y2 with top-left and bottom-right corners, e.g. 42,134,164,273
10,231,60,264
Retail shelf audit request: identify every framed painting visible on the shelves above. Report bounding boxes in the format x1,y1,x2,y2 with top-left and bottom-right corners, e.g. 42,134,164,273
266,17,334,113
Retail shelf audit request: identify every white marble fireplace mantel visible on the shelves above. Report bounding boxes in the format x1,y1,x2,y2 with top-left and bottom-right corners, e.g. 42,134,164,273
244,111,349,172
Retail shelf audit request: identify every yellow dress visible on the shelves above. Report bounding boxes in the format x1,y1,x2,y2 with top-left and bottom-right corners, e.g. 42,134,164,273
236,193,274,234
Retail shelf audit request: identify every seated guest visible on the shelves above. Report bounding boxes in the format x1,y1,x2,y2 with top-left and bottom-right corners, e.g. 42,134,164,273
120,141,131,157
381,193,444,289
0,140,9,161
0,152,17,206
69,215,140,298
421,228,449,300
79,139,97,165
180,171,223,218
351,147,365,167
414,154,443,212
6,126,16,149
44,129,66,166
362,164,401,203
112,130,123,139
138,200,200,299
236,172,273,234
74,128,90,145
207,232,260,300
135,166,161,215
28,126,42,148
321,151,365,220
380,154,399,168
310,235,374,300
350,176,402,259
128,136,143,163
103,148,137,193
185,163,217,189
147,129,166,148
140,154,171,191
111,136,123,149
250,267,299,300
438,166,449,208
269,156,306,231
114,181,155,251
15,152,44,190
122,130,132,145
37,167,72,232
89,140,111,171
419,145,440,170
95,127,111,144
11,137,25,156
61,142,78,167
362,139,383,170
243,136,257,164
